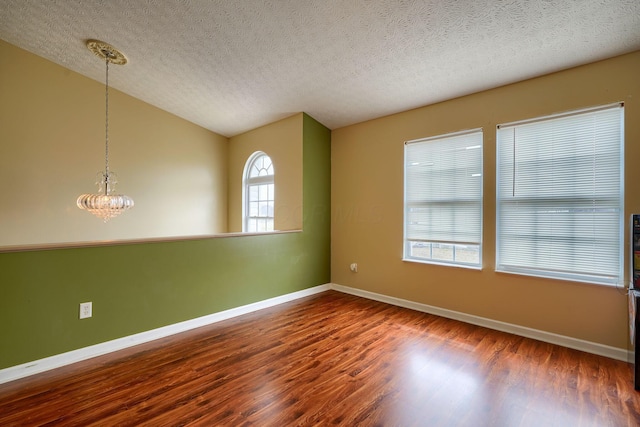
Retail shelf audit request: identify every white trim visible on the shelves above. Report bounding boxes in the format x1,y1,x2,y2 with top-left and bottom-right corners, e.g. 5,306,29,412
0,284,330,385
329,283,632,363
1,282,630,385
0,229,302,254
405,127,483,145
496,101,623,129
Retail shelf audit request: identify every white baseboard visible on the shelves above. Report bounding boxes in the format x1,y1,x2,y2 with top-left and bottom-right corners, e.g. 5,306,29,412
1,282,631,385
329,283,632,363
0,284,331,385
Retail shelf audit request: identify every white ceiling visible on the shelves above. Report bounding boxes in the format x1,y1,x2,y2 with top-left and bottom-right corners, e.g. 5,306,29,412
1,0,639,137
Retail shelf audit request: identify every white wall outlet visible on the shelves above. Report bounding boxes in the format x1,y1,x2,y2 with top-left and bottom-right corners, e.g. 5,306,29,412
79,302,92,319
350,263,358,272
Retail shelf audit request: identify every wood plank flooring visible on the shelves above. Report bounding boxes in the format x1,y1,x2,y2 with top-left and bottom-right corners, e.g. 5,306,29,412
1,290,639,426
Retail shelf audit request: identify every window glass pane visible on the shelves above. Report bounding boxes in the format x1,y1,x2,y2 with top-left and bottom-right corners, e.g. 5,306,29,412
249,154,274,178
249,164,260,178
407,241,480,266
249,185,259,200
454,245,480,265
255,218,274,232
259,184,268,200
257,201,267,217
409,242,432,259
432,243,454,262
249,201,258,217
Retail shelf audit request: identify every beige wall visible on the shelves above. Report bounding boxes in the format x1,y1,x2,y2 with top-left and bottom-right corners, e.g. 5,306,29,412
0,40,228,248
228,114,303,232
331,51,640,350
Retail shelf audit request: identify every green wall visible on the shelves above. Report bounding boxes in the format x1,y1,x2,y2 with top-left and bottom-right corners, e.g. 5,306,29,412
0,114,330,369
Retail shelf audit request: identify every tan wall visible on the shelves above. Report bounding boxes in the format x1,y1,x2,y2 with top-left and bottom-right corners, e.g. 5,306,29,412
0,40,228,248
228,114,303,232
331,51,640,350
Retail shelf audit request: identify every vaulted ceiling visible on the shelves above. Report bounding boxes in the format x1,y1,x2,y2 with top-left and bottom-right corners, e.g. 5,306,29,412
1,0,639,137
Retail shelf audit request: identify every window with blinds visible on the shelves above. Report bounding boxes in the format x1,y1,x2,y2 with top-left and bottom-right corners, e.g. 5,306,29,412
496,103,624,286
404,129,483,268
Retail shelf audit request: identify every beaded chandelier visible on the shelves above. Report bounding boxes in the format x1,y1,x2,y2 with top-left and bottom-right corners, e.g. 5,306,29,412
77,40,134,222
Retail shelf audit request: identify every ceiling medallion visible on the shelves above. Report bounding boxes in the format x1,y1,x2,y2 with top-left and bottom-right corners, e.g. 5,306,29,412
86,39,128,65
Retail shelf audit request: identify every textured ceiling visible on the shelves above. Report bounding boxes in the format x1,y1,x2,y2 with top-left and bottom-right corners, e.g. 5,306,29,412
1,0,639,137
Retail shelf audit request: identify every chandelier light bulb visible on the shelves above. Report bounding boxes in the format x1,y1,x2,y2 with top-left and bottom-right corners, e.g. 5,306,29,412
77,171,134,222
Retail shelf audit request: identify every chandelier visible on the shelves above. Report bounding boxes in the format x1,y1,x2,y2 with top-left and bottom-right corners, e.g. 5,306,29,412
77,40,134,222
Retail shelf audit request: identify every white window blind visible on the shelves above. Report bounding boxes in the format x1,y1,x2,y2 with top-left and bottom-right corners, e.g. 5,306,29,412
496,103,624,286
404,129,483,267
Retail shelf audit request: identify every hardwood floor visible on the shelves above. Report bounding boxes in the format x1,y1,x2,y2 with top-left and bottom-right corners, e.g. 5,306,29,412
1,290,639,426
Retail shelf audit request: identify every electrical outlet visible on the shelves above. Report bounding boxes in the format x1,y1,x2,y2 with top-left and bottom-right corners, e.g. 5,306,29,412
350,263,358,272
79,302,92,319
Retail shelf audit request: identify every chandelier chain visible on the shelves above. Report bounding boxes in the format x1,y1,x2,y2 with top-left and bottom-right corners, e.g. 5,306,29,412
105,57,110,175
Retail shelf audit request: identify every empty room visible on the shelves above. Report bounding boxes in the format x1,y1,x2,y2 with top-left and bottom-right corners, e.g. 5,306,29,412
1,1,640,425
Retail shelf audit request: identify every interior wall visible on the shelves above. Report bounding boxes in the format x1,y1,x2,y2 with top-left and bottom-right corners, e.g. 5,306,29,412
331,50,640,351
0,40,228,249
0,40,331,370
227,114,303,232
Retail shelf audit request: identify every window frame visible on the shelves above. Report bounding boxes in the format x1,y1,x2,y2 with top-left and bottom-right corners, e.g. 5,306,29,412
495,103,624,286
242,151,275,233
403,128,484,269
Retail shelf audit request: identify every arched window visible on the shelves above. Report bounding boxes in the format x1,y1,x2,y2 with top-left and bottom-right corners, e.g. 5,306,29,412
243,152,274,232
